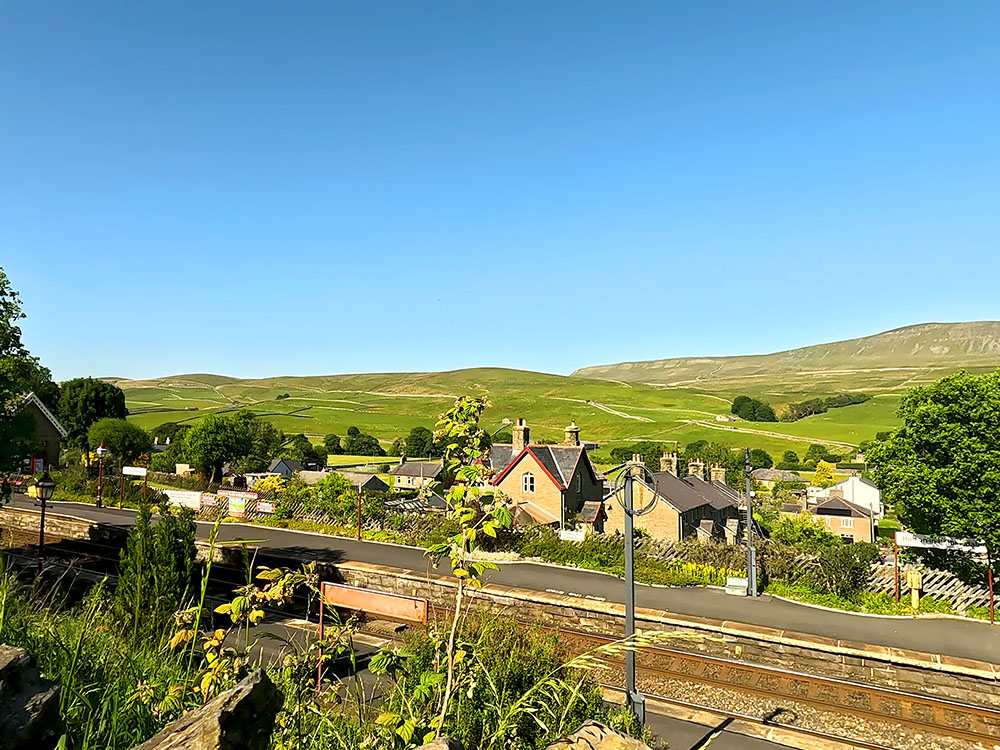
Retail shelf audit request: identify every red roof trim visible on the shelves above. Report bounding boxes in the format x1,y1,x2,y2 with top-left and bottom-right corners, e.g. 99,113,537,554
491,447,565,490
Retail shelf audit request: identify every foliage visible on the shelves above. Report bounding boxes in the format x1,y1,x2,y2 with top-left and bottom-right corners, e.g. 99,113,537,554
184,413,252,482
0,267,58,471
807,543,880,597
87,418,153,465
811,460,837,487
283,433,326,467
343,425,386,456
868,370,1000,571
769,512,842,552
748,448,773,469
781,392,872,422
116,498,199,638
230,412,284,474
323,433,344,455
59,377,128,453
404,426,440,458
731,395,777,422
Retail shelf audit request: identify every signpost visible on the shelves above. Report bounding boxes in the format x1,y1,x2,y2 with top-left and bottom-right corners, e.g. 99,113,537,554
120,465,149,508
894,530,992,621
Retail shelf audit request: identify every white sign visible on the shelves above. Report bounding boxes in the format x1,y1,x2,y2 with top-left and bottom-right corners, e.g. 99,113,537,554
559,529,586,543
895,530,987,555
122,466,148,477
164,490,201,510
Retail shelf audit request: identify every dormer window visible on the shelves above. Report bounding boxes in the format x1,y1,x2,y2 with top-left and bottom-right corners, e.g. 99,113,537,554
522,472,535,493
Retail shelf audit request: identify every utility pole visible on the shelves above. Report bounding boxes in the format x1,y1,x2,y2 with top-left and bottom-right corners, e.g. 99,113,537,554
744,448,758,597
623,459,645,722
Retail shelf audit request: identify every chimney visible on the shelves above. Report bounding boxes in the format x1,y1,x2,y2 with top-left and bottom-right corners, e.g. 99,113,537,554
399,454,406,465
512,418,530,453
688,458,706,480
709,464,726,483
564,420,580,447
165,436,171,445
659,451,678,476
154,436,159,445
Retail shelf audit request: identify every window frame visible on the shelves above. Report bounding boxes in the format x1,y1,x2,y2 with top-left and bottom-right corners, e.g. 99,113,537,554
522,472,535,494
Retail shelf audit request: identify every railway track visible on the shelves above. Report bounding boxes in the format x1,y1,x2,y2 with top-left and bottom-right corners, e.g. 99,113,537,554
8,536,1000,747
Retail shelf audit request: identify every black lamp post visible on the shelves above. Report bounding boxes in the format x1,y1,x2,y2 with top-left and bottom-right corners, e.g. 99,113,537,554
34,472,56,579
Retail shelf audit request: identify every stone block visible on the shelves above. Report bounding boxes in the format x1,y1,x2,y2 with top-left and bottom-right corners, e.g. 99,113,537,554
0,645,62,750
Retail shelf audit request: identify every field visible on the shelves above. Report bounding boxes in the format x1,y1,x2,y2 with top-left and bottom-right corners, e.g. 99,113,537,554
116,367,904,459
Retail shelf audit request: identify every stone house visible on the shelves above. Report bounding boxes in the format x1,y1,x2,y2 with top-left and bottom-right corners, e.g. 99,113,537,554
809,475,883,519
488,419,605,531
779,496,875,543
267,458,305,478
390,460,443,491
604,453,741,543
19,392,67,472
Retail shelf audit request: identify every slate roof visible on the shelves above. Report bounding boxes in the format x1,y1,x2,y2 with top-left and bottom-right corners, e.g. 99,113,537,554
645,471,716,513
579,500,604,524
752,468,804,483
833,475,879,491
390,461,442,478
684,476,740,511
340,471,390,492
491,444,594,490
814,497,872,518
268,458,305,473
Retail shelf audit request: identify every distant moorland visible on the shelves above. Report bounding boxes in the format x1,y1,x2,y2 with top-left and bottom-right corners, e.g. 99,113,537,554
114,322,1000,460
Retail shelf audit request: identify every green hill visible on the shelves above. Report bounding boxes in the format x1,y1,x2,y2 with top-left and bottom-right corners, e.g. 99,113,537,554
572,322,1000,398
115,323,1000,461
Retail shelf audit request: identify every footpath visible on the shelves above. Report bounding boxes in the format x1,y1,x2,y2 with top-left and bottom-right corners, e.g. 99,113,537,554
9,496,1000,665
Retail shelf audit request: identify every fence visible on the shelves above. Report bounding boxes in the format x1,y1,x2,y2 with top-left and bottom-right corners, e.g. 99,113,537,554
870,562,991,612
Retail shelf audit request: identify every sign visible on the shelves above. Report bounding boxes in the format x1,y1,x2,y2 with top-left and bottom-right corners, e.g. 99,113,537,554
218,489,258,518
257,501,275,514
321,582,428,623
559,529,586,543
164,489,201,510
894,530,987,555
200,493,218,508
122,466,148,477
31,458,44,473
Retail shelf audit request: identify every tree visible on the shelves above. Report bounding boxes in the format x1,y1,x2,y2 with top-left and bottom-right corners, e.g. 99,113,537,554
184,413,252,482
748,448,774,470
0,267,56,471
868,370,1000,580
805,444,829,463
229,412,284,474
811,460,837,488
323,433,344,455
731,395,777,422
59,378,128,467
782,450,799,465
342,425,385,456
404,426,435,458
87,418,152,466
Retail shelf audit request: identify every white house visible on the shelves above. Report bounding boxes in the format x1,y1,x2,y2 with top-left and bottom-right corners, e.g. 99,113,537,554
810,475,883,519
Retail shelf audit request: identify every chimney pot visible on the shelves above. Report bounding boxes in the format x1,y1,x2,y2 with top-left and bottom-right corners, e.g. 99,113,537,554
564,420,581,447
688,458,706,480
659,451,678,476
512,418,530,453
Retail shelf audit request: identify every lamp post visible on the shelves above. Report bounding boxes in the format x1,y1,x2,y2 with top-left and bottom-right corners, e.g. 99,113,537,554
608,455,659,723
34,472,56,579
95,443,109,508
744,448,758,597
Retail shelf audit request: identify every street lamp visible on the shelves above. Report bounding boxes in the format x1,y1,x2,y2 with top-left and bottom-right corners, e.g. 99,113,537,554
608,456,660,724
95,444,109,508
34,472,56,579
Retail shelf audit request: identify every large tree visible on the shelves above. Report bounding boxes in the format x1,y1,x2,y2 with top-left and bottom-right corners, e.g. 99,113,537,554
404,426,435,458
0,267,56,471
869,370,1000,570
229,411,284,474
59,378,128,468
184,413,253,483
87,418,153,467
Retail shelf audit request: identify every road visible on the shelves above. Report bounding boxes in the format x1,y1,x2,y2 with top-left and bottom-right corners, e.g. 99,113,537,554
11,497,1000,665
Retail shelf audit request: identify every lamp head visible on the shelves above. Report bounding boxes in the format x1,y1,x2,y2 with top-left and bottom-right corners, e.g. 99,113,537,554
35,472,56,502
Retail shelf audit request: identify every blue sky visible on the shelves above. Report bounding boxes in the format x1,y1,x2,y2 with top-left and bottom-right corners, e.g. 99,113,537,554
3,2,999,380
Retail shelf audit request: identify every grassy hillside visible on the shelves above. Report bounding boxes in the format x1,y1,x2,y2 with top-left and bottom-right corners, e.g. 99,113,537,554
118,323,1000,458
117,368,846,458
572,322,1000,398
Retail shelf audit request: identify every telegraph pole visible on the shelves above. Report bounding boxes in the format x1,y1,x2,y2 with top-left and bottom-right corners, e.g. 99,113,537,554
623,459,645,722
744,448,758,597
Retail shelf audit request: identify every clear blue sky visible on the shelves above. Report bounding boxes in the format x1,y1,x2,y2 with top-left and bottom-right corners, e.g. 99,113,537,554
3,2,999,380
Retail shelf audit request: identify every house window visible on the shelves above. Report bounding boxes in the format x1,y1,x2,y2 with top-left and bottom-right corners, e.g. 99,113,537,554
576,474,582,493
522,472,535,493
840,517,852,528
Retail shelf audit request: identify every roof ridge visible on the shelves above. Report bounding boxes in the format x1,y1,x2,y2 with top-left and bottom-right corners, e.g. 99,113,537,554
20,392,68,438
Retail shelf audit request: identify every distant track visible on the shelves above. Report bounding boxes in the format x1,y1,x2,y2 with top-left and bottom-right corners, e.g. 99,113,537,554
685,420,858,449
